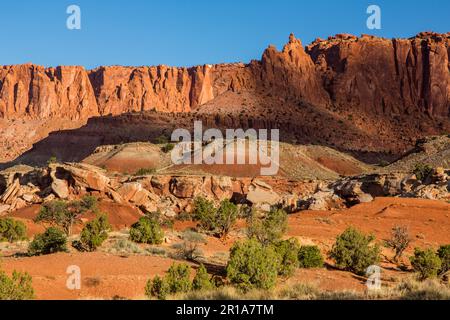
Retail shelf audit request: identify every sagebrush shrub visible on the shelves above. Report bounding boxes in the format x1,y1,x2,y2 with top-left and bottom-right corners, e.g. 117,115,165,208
0,269,35,300
28,227,67,256
177,230,206,261
273,238,300,277
226,238,280,291
129,217,164,244
298,245,324,268
0,218,27,243
410,248,442,280
329,227,380,275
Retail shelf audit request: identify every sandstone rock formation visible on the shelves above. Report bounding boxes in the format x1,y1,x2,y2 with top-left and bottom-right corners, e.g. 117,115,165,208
1,32,447,121
307,32,450,119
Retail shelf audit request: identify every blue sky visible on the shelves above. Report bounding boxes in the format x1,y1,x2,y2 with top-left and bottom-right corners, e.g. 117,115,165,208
0,0,448,69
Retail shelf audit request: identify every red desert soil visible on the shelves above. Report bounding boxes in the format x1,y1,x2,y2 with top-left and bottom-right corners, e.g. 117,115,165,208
2,197,449,300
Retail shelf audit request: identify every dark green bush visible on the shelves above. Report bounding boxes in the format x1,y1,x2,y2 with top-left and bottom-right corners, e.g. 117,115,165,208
28,227,67,256
0,269,35,300
166,263,192,294
437,245,450,275
145,275,169,300
193,198,238,238
410,248,442,280
193,197,217,232
247,208,288,245
0,218,27,243
76,214,111,252
329,227,380,275
129,217,164,245
215,200,238,238
192,264,214,291
273,238,300,277
413,163,433,182
226,238,280,291
145,263,192,300
298,245,324,268
161,143,175,153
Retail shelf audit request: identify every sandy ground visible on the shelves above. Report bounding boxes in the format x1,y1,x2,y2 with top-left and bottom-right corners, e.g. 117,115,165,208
1,197,449,300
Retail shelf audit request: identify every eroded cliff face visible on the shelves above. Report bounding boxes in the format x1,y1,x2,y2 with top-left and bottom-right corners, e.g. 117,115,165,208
0,64,98,119
306,32,450,118
0,32,448,124
1,32,448,121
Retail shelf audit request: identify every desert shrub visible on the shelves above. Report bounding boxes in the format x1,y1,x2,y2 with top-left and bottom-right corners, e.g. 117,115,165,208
193,197,217,232
129,217,164,245
35,195,98,235
329,227,380,275
298,245,324,268
166,263,192,293
145,275,169,300
226,238,280,291
385,225,411,262
144,211,174,229
177,230,206,261
410,248,442,280
75,214,111,252
273,238,300,277
437,245,450,275
192,264,214,291
0,269,35,300
47,156,57,165
386,226,412,262
396,278,450,300
161,143,175,153
193,198,238,238
247,208,288,245
134,168,156,176
0,218,27,243
155,135,169,144
413,163,433,182
111,239,142,255
28,227,67,256
145,263,192,300
176,211,192,222
215,200,238,238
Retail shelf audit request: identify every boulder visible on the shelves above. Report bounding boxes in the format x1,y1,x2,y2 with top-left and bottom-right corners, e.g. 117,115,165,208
60,163,110,192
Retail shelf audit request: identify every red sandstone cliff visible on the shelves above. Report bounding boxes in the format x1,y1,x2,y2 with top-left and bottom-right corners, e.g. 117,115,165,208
0,32,448,120
306,32,450,118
